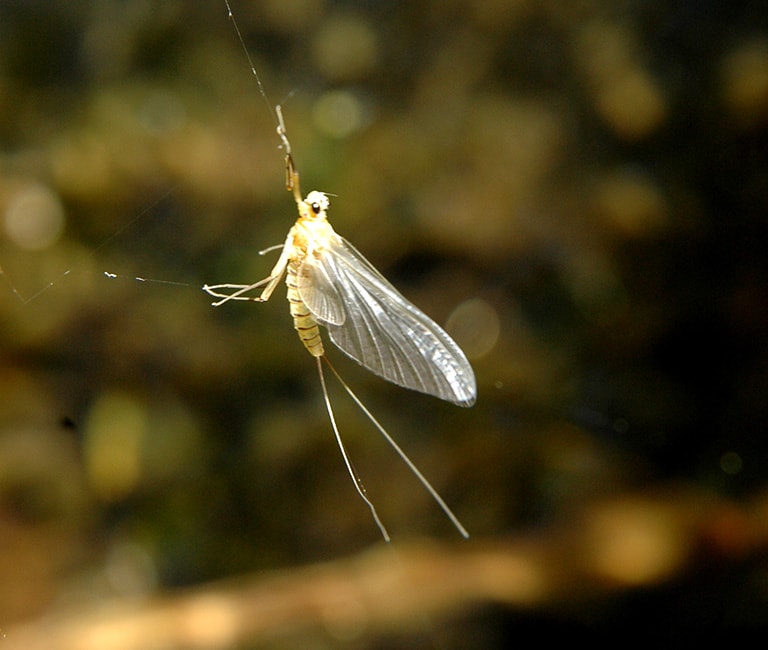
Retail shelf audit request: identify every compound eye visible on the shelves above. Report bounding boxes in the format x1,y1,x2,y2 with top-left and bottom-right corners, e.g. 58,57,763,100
311,202,321,214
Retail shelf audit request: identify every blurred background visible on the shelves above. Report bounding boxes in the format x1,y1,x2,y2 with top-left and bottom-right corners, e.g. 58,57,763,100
1,0,767,646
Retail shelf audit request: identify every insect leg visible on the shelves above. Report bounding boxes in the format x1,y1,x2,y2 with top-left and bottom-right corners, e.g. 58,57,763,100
275,105,303,204
203,277,274,305
258,244,285,256
204,233,293,306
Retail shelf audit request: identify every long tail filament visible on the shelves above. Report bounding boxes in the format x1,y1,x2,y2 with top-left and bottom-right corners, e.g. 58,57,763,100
318,356,469,540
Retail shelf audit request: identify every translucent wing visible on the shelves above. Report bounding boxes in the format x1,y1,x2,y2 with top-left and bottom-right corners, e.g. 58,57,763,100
299,235,476,407
295,253,345,326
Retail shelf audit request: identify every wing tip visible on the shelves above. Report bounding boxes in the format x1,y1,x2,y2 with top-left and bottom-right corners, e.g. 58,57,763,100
455,395,476,408
450,383,476,408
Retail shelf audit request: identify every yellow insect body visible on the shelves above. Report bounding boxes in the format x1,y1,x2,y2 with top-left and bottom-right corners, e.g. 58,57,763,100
285,193,335,358
204,107,474,540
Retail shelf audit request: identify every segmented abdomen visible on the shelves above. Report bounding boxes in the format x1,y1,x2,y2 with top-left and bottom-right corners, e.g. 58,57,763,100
286,259,324,357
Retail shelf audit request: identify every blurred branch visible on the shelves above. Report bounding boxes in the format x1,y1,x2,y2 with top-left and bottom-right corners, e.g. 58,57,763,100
6,484,767,649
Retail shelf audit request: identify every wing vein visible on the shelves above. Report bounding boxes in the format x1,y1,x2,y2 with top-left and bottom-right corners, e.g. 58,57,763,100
300,236,476,406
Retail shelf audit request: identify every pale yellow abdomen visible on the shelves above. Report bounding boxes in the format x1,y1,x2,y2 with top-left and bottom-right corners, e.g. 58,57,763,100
286,260,324,357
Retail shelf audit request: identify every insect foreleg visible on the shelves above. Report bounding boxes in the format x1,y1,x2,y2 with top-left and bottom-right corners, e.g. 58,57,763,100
203,233,293,306
203,276,274,305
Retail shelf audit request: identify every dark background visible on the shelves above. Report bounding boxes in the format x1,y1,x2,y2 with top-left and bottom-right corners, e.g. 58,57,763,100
1,0,767,646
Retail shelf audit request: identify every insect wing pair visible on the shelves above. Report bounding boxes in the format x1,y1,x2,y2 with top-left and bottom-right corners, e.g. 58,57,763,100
297,230,477,408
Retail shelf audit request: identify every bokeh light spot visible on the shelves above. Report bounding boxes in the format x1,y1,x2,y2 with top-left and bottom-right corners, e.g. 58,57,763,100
313,90,366,138
446,298,501,359
3,183,65,251
720,451,743,475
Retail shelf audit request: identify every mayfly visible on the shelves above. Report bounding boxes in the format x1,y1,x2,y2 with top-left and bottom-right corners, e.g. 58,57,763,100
205,3,476,541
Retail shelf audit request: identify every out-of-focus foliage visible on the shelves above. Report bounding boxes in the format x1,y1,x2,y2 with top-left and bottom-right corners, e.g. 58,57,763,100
1,0,767,643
